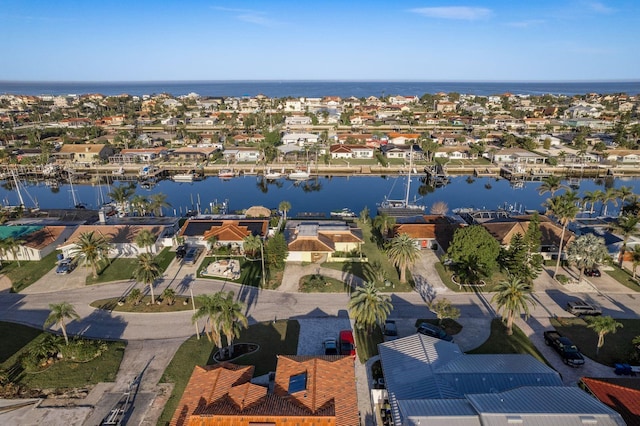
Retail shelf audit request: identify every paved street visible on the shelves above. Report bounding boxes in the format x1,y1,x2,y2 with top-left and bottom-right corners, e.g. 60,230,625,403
1,252,639,425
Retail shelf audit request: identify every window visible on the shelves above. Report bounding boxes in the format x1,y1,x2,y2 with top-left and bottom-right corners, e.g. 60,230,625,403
288,372,307,394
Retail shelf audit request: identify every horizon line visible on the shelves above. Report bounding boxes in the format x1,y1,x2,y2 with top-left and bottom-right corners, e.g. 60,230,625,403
1,79,640,84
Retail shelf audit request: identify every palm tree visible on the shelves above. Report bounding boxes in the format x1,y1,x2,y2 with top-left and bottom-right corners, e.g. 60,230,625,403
387,233,420,283
600,187,619,216
132,253,162,304
616,186,634,211
44,302,80,345
373,213,396,237
135,229,156,254
491,276,536,336
148,193,171,217
1,236,25,266
348,281,393,334
544,191,580,279
430,201,449,215
631,246,640,279
192,293,224,346
538,175,568,196
566,234,608,283
218,291,248,355
242,234,263,258
609,214,640,266
590,189,605,215
586,316,623,356
70,231,111,279
359,206,370,224
582,190,599,214
278,200,291,221
130,194,149,216
162,287,176,305
108,183,135,212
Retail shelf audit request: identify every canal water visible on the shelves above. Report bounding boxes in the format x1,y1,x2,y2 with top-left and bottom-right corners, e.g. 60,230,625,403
1,175,638,217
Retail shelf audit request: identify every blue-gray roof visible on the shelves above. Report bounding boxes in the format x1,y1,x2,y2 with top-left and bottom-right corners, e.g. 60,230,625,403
398,399,480,426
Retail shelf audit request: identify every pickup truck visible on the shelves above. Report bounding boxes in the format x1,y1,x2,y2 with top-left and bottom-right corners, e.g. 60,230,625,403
543,331,585,367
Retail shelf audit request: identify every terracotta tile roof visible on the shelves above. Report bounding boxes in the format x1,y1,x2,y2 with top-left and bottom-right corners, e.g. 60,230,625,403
318,231,363,244
172,356,357,426
203,222,252,242
288,236,335,252
59,143,107,154
23,226,66,250
581,377,640,425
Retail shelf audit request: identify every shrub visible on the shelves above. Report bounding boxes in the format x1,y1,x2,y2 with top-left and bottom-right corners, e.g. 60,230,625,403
127,288,143,305
556,274,569,284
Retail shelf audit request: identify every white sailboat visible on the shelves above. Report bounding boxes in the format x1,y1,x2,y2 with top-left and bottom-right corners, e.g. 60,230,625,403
287,165,311,181
377,145,425,217
264,167,283,180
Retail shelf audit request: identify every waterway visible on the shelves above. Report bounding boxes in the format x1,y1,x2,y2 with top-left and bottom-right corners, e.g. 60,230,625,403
2,175,638,218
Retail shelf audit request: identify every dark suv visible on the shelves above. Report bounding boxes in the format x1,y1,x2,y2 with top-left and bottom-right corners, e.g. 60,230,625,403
584,268,601,277
182,247,200,265
175,245,187,259
417,323,453,342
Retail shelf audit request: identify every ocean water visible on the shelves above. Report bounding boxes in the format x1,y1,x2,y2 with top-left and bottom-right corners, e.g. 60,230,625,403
0,80,639,98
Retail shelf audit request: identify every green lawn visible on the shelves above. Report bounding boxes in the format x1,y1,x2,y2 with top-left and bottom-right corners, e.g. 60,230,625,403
298,274,350,292
84,248,174,286
434,261,509,293
604,265,640,291
198,256,263,287
3,251,59,292
0,322,125,391
321,221,414,292
466,319,548,366
550,317,640,366
157,319,300,426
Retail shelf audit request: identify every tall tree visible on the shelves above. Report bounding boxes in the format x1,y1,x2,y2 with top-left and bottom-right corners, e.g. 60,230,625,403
582,190,599,214
108,183,135,212
630,245,640,279
70,231,111,279
387,233,420,283
44,302,80,345
278,200,291,221
359,206,370,224
566,234,608,283
446,225,501,284
264,233,288,269
192,293,224,346
135,229,156,254
544,191,580,279
586,316,623,356
218,291,248,354
130,194,150,216
132,253,162,304
148,193,171,216
430,298,461,326
616,186,634,209
1,236,25,266
242,234,262,258
348,281,393,333
373,213,396,237
600,187,619,216
538,175,568,196
491,276,536,336
609,214,640,266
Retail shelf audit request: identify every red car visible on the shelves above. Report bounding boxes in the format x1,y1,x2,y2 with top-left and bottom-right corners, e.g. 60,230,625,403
339,330,356,359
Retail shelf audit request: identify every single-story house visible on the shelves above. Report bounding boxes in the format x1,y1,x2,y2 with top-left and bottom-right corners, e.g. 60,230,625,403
57,224,167,258
329,144,375,159
170,356,358,426
222,147,261,162
379,334,624,426
285,115,312,126
606,149,640,163
284,221,363,262
390,215,461,253
281,133,319,146
492,148,547,164
0,225,72,262
171,146,218,161
178,219,268,251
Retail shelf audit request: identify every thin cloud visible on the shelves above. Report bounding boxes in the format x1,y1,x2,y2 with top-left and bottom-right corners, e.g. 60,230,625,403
584,1,615,14
212,6,278,27
506,19,546,28
409,6,492,20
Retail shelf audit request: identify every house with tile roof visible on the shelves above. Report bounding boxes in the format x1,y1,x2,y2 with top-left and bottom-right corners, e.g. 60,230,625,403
57,224,168,258
329,144,375,160
379,334,624,426
0,225,72,261
55,143,114,164
391,215,462,253
580,377,640,425
284,221,363,263
179,219,269,251
170,355,358,426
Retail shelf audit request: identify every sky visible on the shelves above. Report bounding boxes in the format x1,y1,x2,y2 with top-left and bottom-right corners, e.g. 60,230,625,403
0,0,638,82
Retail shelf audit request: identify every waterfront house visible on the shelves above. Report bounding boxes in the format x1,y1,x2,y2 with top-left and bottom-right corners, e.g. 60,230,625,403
329,144,375,159
112,147,168,163
605,149,640,163
284,221,363,263
281,132,319,146
285,115,312,126
171,146,218,162
55,143,113,164
433,146,474,160
390,215,461,253
379,334,623,426
222,146,261,162
57,224,168,258
387,132,420,145
178,218,268,252
492,147,547,165
0,225,71,262
170,356,358,426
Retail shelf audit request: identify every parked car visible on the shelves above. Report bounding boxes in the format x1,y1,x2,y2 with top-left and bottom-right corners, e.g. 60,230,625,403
584,268,601,277
339,330,356,359
175,245,187,259
56,259,75,275
417,322,453,342
323,337,338,355
384,320,398,340
182,247,201,265
566,299,602,316
544,330,585,367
